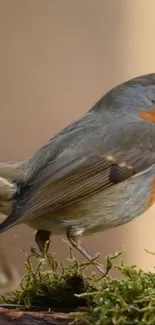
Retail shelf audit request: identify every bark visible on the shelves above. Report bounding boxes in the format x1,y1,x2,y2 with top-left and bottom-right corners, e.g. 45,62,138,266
0,307,75,325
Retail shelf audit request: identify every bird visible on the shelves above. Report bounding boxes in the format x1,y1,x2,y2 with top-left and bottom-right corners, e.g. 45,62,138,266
0,72,155,290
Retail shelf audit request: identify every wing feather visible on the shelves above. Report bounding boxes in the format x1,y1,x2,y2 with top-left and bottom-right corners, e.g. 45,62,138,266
1,112,155,231
15,154,136,224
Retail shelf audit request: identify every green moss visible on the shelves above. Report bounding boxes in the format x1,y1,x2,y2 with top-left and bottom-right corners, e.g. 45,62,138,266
1,245,155,325
73,250,155,325
0,243,100,309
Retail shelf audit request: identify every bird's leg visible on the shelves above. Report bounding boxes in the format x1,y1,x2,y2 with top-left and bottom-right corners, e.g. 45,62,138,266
66,227,106,275
35,230,52,267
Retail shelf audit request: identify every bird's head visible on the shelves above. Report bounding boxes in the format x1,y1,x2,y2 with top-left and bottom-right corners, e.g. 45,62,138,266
92,73,155,123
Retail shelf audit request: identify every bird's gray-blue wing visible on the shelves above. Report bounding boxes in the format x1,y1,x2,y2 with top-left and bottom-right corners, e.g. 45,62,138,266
1,111,155,231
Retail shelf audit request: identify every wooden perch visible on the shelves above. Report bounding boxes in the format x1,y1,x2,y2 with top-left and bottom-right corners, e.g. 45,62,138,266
0,307,74,325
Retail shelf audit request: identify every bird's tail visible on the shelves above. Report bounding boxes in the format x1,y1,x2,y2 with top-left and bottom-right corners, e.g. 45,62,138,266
0,177,16,218
0,161,27,229
0,162,25,293
0,161,25,215
0,161,26,181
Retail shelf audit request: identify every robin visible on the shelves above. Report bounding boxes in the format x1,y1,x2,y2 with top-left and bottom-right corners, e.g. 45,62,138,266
0,72,155,290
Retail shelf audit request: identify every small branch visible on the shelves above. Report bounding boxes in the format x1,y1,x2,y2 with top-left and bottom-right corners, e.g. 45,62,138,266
0,307,74,325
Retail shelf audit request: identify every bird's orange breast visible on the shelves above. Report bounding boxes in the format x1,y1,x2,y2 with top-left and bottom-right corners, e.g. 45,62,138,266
139,108,155,123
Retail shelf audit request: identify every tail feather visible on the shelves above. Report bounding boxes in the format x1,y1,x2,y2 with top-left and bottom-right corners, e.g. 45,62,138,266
0,162,26,292
0,162,25,181
0,177,17,199
0,200,14,217
0,176,19,233
0,212,17,234
0,159,31,233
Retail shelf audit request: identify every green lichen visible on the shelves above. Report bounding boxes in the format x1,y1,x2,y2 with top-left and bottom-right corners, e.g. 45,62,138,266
1,244,155,325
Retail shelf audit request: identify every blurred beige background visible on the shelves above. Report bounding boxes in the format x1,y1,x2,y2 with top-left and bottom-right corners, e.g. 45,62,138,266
0,0,155,277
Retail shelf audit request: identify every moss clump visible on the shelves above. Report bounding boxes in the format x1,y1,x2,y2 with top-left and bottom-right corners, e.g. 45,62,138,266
1,245,155,324
73,250,155,325
0,244,101,309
